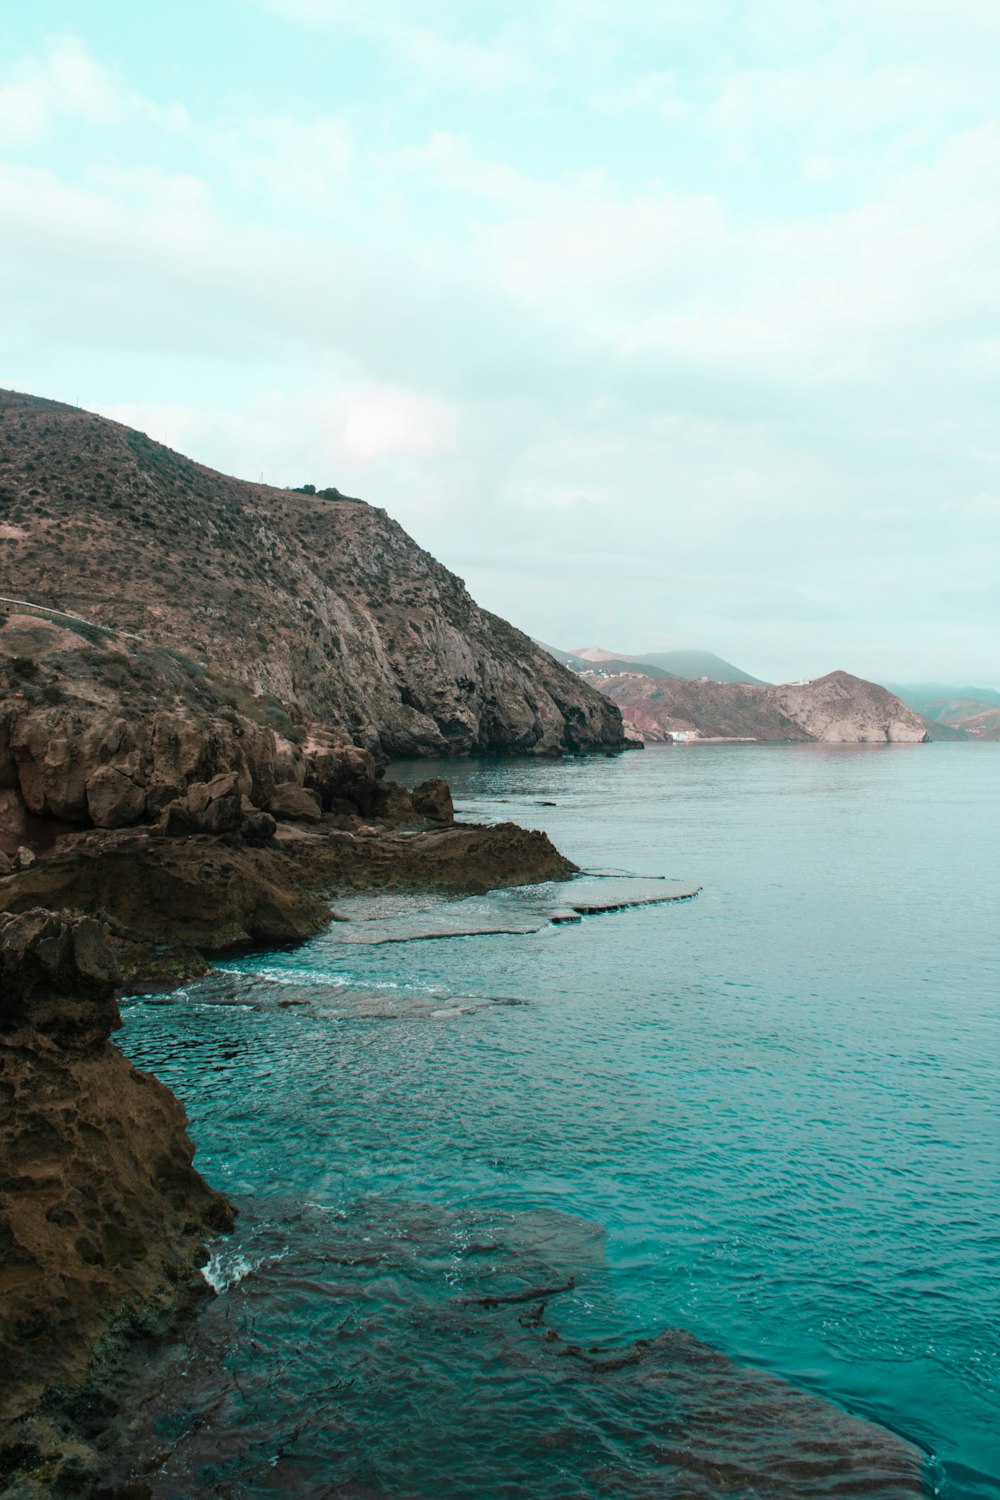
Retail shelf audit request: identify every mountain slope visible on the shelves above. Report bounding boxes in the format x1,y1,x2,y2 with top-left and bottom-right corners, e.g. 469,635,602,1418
630,650,766,684
558,645,765,683
0,391,623,758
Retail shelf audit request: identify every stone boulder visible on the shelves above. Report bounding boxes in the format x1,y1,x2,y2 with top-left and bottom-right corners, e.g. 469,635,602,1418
268,783,322,822
0,787,28,848
241,809,279,845
160,771,244,836
86,763,147,829
370,780,416,824
412,778,454,824
306,741,381,812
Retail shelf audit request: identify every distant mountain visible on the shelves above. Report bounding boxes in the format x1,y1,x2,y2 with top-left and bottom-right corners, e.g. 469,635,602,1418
889,683,1000,707
628,650,767,685
541,644,766,684
537,643,674,678
580,669,929,744
536,643,598,672
886,684,1000,741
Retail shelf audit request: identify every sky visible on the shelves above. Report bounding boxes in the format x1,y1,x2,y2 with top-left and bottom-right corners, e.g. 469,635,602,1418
1,1,998,686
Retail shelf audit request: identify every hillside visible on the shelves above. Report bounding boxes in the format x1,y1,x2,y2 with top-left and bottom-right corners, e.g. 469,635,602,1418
586,669,929,743
572,646,765,684
543,643,765,684
534,642,656,676
887,684,998,740
0,391,623,759
628,649,766,684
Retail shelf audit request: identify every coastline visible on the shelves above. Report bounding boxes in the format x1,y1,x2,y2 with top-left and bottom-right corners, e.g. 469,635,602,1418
0,783,581,1492
1,760,943,1496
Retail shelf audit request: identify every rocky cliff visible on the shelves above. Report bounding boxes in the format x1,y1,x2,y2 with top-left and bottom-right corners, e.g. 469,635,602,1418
0,909,234,1478
0,612,574,982
591,669,928,743
0,390,623,758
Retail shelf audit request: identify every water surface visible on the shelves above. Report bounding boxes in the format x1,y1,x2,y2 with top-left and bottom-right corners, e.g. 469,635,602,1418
118,743,1000,1497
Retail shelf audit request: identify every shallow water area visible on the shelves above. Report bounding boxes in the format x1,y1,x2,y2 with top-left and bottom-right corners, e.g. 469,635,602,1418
115,743,1000,1497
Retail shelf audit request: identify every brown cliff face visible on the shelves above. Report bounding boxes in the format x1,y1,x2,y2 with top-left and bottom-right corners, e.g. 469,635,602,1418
0,390,623,758
0,611,575,981
0,611,387,845
0,909,234,1453
588,669,928,743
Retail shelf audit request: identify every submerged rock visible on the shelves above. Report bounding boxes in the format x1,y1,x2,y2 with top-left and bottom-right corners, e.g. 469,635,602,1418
78,1199,927,1497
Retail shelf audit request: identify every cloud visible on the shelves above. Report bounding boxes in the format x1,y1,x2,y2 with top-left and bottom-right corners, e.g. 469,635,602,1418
255,0,534,91
341,386,457,460
2,16,998,683
0,37,123,144
208,115,355,209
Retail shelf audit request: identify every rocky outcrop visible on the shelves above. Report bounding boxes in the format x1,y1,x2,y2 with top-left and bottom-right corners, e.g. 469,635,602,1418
589,669,928,744
0,389,624,757
268,782,322,822
0,821,576,976
0,909,234,1457
411,777,454,824
0,686,352,835
0,619,452,863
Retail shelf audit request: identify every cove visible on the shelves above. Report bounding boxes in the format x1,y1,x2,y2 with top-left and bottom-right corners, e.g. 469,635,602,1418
113,743,1000,1497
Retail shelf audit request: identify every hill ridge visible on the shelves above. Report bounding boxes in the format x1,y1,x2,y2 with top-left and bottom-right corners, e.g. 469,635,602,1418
0,389,623,759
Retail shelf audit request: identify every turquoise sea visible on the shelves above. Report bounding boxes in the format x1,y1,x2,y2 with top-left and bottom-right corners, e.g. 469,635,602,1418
117,743,1000,1498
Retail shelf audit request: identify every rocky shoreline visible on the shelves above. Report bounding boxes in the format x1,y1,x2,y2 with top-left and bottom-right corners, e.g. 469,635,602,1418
0,805,574,1495
0,642,581,1491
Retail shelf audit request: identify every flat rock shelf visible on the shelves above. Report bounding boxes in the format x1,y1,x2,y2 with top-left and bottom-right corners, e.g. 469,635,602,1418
326,874,702,945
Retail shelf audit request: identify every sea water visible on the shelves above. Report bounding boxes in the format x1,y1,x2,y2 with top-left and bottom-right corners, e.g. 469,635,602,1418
116,743,1000,1497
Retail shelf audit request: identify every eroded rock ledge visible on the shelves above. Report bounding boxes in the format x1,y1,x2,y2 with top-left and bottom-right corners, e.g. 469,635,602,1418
0,909,235,1485
0,818,575,982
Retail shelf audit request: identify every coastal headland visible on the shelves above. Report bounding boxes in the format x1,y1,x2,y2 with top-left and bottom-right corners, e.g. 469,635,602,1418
0,389,625,1485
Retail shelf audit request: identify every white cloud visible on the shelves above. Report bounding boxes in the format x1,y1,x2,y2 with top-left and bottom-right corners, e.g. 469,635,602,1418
255,0,533,91
0,83,48,143
0,38,123,144
341,386,456,460
210,115,355,208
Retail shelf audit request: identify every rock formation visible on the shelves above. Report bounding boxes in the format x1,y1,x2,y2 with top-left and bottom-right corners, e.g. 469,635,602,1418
0,389,624,757
0,612,575,982
0,909,234,1468
0,613,398,840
